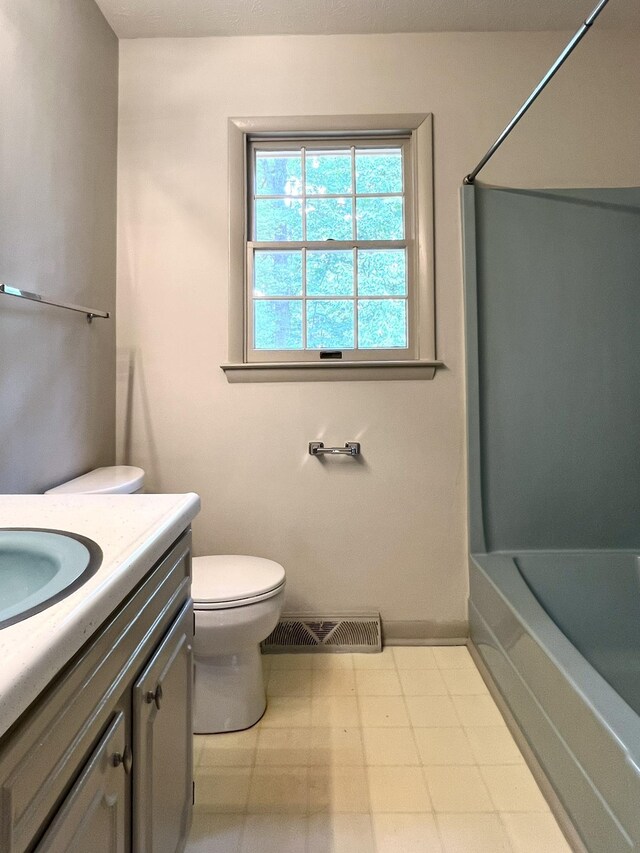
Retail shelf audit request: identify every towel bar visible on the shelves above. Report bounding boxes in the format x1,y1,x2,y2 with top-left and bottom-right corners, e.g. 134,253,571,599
0,283,110,323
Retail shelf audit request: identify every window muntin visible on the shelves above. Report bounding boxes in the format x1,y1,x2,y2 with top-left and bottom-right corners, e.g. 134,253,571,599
246,137,414,362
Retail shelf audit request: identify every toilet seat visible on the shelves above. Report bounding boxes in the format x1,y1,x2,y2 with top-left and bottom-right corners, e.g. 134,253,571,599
192,555,286,610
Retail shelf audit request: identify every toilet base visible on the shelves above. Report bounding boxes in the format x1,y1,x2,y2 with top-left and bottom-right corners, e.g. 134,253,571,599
194,645,266,733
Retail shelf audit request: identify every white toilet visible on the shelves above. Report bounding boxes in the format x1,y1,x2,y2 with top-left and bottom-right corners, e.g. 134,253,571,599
45,466,286,734
191,555,285,733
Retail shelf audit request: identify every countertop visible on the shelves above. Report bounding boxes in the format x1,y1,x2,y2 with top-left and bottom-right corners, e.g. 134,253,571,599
0,493,200,739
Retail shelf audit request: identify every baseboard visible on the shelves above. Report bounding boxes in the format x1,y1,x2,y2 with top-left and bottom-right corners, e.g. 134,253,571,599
382,619,469,644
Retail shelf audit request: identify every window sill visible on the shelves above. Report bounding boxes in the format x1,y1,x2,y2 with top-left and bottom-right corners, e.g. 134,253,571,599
220,360,444,383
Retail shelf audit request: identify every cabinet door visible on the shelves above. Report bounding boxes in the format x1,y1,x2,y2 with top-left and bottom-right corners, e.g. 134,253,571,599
132,603,193,853
35,712,128,853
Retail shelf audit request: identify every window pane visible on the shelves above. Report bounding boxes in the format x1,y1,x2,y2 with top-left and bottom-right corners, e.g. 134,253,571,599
254,251,303,297
254,300,303,349
358,299,407,348
307,300,354,349
307,251,354,296
255,198,303,241
355,148,403,194
305,150,352,195
356,197,403,240
306,197,352,241
255,151,302,196
358,249,406,296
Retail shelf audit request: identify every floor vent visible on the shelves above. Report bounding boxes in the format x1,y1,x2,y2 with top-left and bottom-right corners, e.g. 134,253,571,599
262,613,381,653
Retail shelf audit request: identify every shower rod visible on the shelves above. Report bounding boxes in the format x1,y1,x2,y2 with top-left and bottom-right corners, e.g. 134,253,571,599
463,0,611,185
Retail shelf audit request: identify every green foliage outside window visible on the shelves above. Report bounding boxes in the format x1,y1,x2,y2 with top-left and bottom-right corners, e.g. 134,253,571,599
252,146,408,351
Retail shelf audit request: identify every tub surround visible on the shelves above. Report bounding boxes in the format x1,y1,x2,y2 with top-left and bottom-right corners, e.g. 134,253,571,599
462,185,640,851
0,493,200,738
470,552,640,851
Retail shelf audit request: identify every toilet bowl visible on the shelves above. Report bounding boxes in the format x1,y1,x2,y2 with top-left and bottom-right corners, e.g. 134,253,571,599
192,555,285,733
45,466,285,734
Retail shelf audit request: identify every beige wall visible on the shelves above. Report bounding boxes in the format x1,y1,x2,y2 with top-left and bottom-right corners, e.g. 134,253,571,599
117,31,640,638
0,0,118,494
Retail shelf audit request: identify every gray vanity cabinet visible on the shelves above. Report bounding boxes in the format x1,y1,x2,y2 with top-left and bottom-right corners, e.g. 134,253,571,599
133,604,193,853
34,711,128,853
0,529,194,853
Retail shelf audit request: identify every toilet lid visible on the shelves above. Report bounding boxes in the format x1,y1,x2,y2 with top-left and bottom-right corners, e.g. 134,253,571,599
192,555,285,605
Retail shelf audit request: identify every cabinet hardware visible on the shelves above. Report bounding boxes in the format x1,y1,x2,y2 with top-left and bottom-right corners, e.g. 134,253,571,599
145,683,163,710
113,745,133,774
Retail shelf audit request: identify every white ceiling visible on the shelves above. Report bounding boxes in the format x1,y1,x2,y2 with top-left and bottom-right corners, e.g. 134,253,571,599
96,0,640,39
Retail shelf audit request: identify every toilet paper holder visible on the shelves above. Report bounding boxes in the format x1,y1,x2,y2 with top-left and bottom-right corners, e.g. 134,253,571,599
309,442,361,457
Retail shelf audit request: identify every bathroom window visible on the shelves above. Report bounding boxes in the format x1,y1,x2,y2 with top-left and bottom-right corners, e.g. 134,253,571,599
225,115,437,381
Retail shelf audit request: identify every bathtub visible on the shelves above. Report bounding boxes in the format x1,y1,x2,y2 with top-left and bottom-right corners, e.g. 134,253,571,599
469,550,640,852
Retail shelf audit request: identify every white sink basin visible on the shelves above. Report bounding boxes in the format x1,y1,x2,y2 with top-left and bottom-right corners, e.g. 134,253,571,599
0,530,102,628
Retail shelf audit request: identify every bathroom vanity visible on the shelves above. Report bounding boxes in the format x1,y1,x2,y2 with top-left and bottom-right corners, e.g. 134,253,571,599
0,494,200,852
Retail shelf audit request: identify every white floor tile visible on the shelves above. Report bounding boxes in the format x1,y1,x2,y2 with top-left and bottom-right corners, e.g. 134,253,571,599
355,669,402,696
413,728,475,766
311,696,360,727
313,653,355,670
437,812,512,852
392,646,438,669
199,729,258,767
367,766,432,812
268,653,313,670
192,735,205,766
186,811,244,853
500,812,572,852
405,695,459,727
423,765,493,813
433,646,475,670
451,694,506,727
267,669,313,697
312,668,357,696
309,727,365,766
241,814,307,853
352,648,396,669
362,727,420,765
309,765,371,813
308,813,375,852
260,697,312,727
194,767,251,813
465,726,524,765
359,696,410,727
247,766,309,813
191,648,566,852
441,668,489,695
399,668,448,696
255,727,311,766
373,813,442,852
480,765,550,812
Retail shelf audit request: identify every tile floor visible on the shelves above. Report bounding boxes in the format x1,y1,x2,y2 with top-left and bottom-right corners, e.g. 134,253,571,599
187,646,572,852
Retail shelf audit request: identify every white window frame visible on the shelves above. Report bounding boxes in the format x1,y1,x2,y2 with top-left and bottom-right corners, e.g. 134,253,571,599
224,114,440,382
248,136,414,362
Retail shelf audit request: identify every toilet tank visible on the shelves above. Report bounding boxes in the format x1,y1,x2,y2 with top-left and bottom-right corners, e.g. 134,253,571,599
44,466,145,495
